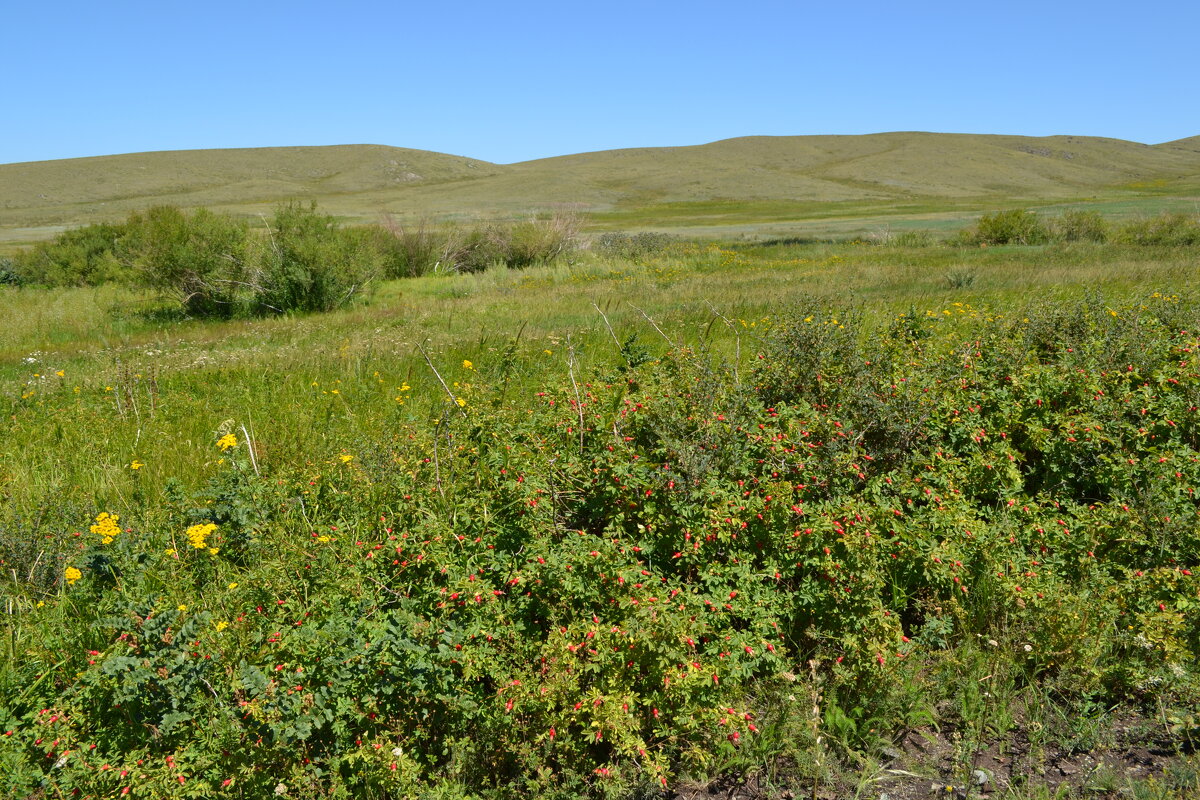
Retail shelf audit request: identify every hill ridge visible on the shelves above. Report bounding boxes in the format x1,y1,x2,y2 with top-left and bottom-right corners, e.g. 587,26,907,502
2,133,1198,241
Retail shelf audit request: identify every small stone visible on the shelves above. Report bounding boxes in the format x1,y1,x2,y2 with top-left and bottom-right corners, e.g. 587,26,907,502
972,769,990,786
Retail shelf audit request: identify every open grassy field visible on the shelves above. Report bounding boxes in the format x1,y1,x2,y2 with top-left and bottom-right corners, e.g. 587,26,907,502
2,233,1199,798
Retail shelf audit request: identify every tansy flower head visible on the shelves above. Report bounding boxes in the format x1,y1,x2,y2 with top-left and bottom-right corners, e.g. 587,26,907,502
216,433,238,451
90,512,121,544
462,360,474,370
185,522,218,550
64,566,82,586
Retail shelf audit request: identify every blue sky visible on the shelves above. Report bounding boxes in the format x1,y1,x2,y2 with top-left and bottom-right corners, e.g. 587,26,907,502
3,0,1197,165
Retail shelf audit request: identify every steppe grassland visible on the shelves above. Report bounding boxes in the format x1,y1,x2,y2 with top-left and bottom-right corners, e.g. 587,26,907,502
2,234,1199,799
2,239,1195,524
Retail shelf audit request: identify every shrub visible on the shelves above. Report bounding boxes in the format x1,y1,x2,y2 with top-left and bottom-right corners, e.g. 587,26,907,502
439,223,498,274
374,216,445,278
129,206,251,317
251,201,381,314
593,231,675,259
968,209,1049,245
0,256,21,286
436,212,580,274
502,212,579,268
1050,209,1110,243
1113,213,1200,246
9,222,131,286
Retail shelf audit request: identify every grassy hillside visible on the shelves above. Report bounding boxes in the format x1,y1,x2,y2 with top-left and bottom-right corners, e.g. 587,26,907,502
509,132,1200,201
0,145,501,230
2,133,1198,245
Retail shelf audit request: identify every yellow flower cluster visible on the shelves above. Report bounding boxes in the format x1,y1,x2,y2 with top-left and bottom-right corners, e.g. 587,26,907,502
90,512,121,545
186,522,219,554
64,566,82,586
216,433,238,451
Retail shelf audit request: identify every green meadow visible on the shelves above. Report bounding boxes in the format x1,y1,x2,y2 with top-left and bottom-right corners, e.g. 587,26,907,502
1,134,1200,798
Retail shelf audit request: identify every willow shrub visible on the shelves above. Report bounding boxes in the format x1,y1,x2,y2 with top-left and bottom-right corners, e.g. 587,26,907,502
8,221,132,286
130,205,252,317
251,202,382,314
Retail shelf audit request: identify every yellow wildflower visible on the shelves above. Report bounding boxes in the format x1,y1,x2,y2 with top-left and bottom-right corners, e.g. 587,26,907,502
178,604,188,612
130,460,144,471
65,566,82,585
216,433,238,451
340,454,354,464
90,512,121,545
462,360,474,370
214,620,229,632
186,522,217,550
56,370,65,377
456,397,467,407
227,582,238,590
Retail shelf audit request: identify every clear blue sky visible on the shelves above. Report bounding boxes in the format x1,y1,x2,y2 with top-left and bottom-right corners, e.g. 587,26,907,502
3,0,1197,165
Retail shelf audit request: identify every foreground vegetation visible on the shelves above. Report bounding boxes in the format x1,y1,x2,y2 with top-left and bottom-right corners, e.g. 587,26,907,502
1,234,1199,799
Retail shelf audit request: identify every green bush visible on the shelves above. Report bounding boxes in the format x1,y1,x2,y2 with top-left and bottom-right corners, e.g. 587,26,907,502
129,206,252,317
502,214,578,268
0,256,21,286
438,212,580,274
1113,212,1200,246
374,216,445,278
966,209,1050,245
9,222,131,286
438,223,497,274
1050,209,1110,243
251,201,381,314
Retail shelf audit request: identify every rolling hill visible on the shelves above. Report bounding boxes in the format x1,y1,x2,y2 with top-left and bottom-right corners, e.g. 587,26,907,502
2,132,1198,243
